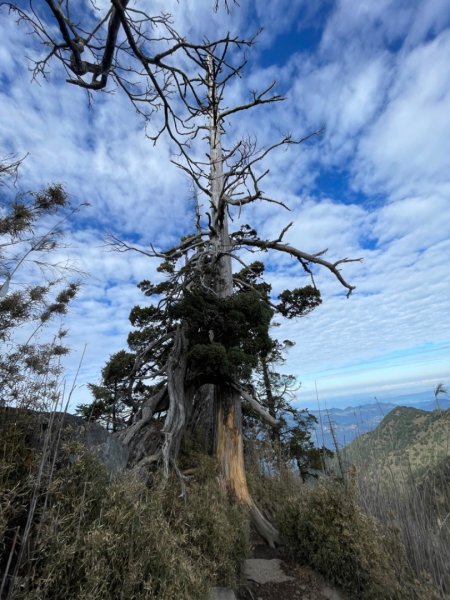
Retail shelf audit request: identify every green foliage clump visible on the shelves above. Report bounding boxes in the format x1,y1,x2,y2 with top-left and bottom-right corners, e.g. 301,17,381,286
278,473,436,600
172,288,273,381
277,285,321,318
189,342,230,379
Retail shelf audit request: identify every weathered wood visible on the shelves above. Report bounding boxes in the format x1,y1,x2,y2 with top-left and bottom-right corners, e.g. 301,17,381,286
207,57,280,545
214,386,279,547
230,380,281,429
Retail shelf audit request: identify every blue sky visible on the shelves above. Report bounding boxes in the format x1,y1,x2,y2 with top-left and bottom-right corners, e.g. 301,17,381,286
1,0,449,409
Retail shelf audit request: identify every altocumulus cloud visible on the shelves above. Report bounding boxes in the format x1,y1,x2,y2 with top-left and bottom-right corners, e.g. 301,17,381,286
0,0,449,409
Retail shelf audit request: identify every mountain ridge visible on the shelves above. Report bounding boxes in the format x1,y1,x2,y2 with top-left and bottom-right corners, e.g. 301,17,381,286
342,405,450,477
308,395,450,449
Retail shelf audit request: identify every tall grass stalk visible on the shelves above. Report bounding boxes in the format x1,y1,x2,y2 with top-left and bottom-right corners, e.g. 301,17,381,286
356,462,450,596
342,406,450,597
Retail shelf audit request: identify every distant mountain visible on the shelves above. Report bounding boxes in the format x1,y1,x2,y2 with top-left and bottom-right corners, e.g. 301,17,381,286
411,397,450,411
309,395,450,449
310,402,396,449
342,406,450,478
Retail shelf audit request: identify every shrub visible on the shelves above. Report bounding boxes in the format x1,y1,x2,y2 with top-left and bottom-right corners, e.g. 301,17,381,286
247,462,303,521
278,471,437,600
1,421,249,599
176,454,250,586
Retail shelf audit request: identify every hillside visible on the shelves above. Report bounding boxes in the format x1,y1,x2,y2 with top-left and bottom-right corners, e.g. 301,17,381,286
343,406,450,477
311,402,396,449
309,395,450,449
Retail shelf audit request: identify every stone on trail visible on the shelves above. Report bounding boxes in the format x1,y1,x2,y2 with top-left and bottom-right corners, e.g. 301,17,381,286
320,585,347,600
209,587,237,600
243,558,295,585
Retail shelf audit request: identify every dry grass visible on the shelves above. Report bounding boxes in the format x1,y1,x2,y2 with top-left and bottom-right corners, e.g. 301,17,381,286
340,407,450,597
0,412,249,599
276,470,437,600
356,460,450,598
246,433,443,600
4,405,447,600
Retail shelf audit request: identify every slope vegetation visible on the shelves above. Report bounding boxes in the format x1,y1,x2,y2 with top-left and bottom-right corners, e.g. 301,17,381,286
344,406,450,477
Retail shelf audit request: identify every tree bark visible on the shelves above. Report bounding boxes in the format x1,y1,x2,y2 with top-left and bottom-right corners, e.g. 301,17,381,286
215,385,280,547
207,57,280,546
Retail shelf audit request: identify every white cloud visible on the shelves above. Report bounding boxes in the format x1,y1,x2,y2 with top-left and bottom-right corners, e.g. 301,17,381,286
1,1,449,410
354,30,450,198
321,0,450,55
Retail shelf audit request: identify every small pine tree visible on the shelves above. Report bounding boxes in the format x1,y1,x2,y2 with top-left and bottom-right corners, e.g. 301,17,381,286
77,350,138,431
246,339,332,480
0,155,80,410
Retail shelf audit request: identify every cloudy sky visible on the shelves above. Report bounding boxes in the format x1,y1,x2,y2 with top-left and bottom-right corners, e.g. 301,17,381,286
1,0,449,410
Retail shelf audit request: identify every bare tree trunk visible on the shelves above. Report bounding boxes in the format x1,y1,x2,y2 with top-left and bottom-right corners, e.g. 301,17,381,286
161,325,190,478
215,385,280,546
112,380,118,433
188,384,215,453
207,57,280,546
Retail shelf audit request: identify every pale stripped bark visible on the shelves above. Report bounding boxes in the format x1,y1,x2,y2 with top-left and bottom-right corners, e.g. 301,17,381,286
205,56,280,545
215,386,280,546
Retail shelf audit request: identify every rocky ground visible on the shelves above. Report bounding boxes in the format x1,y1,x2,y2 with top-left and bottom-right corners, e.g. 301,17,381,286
211,540,347,600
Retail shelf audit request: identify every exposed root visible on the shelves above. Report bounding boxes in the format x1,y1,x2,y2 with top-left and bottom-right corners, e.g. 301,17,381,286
115,338,281,546
161,325,189,477
249,502,280,548
117,386,168,447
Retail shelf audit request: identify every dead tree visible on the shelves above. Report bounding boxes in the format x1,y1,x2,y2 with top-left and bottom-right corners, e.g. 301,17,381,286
109,48,359,545
2,1,251,146
5,3,361,545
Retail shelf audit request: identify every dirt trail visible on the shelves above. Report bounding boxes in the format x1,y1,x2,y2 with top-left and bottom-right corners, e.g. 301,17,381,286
236,542,348,600
210,539,348,600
